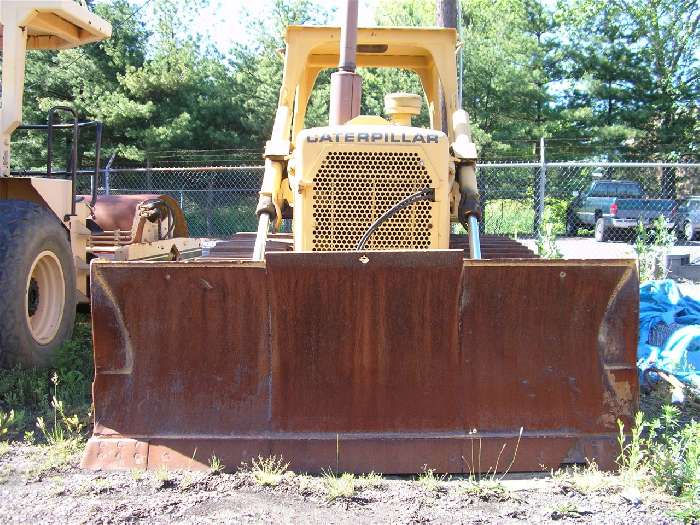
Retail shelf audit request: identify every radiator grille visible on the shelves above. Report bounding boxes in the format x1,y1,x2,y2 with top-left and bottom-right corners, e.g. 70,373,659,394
311,151,434,251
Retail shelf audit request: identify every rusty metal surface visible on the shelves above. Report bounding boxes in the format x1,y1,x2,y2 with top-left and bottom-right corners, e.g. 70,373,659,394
267,251,464,432
205,233,536,259
84,253,638,473
87,194,188,237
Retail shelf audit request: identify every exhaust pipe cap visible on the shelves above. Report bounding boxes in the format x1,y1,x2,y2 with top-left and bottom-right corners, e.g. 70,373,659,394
385,93,422,125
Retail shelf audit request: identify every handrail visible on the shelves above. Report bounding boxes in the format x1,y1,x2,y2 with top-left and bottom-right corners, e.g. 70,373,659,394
47,107,79,218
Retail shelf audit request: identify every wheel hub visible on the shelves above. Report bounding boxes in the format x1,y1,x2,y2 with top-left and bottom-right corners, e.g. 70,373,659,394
24,251,65,344
27,278,40,317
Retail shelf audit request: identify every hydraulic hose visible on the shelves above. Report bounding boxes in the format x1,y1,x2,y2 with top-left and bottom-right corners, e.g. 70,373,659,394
355,188,435,251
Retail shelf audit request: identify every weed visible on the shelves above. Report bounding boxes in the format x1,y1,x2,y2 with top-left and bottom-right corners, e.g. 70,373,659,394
29,438,83,476
461,479,508,501
209,454,225,475
673,504,700,524
536,220,563,259
130,468,145,481
357,471,383,489
417,465,446,492
551,502,591,520
646,406,700,501
246,455,289,486
179,472,195,490
154,465,172,487
0,442,9,458
322,469,355,501
0,315,92,440
555,461,615,493
23,431,35,444
618,407,700,503
617,411,648,486
463,427,523,482
635,216,675,282
35,375,84,446
0,410,15,438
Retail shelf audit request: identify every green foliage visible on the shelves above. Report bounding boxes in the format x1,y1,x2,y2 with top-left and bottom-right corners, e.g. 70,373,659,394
417,465,447,492
208,454,225,475
646,406,700,501
0,315,92,441
0,410,16,439
12,0,699,165
536,221,563,259
618,409,700,503
322,470,356,501
245,455,290,486
35,373,85,445
634,216,676,282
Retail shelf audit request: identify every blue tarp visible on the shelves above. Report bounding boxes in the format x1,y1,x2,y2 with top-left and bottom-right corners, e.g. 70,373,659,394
638,279,700,392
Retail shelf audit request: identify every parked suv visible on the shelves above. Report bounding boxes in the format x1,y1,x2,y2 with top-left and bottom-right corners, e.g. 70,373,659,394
674,197,700,241
566,179,675,242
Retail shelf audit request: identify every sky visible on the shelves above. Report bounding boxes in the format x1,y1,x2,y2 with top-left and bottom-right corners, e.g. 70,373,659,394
118,0,378,52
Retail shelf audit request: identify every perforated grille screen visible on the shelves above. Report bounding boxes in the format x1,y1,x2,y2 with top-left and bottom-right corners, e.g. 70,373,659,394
311,151,435,251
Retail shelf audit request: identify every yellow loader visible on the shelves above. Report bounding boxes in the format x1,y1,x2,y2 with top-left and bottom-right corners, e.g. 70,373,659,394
0,1,198,368
83,1,638,473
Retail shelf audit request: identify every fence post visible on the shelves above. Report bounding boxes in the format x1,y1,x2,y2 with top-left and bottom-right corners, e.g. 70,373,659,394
533,137,546,233
206,174,214,237
146,157,153,191
104,164,111,196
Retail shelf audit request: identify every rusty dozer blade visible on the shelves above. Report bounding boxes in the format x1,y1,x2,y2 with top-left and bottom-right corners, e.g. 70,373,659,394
82,252,638,473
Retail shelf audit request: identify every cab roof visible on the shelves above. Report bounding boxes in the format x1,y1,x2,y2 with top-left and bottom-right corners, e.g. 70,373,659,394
1,0,111,50
284,25,458,70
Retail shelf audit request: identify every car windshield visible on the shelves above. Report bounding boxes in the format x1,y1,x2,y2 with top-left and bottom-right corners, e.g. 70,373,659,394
590,182,614,196
615,183,643,198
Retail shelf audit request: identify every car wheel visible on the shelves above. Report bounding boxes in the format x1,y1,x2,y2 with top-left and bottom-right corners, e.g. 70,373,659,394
594,217,611,242
684,221,696,241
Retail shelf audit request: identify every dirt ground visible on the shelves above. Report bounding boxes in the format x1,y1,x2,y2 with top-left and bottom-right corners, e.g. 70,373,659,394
1,313,697,524
0,440,688,524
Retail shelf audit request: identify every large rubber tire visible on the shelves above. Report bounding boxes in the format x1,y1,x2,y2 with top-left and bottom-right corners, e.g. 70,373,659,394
594,217,611,242
0,200,76,368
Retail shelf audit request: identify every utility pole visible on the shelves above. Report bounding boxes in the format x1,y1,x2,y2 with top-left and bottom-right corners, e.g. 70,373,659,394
436,0,457,134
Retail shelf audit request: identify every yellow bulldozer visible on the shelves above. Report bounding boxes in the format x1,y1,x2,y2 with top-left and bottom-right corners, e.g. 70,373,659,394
0,0,199,368
80,0,639,474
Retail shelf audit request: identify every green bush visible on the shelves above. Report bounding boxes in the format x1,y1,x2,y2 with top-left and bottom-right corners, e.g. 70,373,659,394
618,407,700,504
483,198,570,236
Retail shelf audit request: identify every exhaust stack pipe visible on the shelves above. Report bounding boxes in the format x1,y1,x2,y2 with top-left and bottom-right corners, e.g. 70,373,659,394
329,0,362,125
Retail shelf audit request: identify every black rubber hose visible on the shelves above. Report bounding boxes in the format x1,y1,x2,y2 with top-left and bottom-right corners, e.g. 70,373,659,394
355,187,435,251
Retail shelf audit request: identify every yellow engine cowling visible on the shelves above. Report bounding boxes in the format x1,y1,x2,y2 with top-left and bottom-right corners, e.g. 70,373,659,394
291,123,451,252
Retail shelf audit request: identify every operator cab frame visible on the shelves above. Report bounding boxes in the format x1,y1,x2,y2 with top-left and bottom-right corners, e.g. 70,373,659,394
276,26,460,150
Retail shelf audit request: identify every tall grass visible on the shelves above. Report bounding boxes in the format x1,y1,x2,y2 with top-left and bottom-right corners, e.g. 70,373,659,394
0,314,93,441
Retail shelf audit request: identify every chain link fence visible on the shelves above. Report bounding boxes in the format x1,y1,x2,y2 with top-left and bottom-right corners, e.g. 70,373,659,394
80,151,700,244
96,165,264,237
479,162,700,243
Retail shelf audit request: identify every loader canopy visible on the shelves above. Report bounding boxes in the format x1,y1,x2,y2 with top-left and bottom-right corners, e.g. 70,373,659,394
280,26,459,143
0,0,112,50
